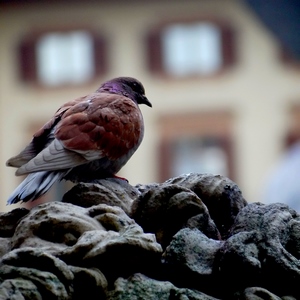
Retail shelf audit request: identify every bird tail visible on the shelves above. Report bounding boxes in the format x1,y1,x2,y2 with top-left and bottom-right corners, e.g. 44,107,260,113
7,171,64,205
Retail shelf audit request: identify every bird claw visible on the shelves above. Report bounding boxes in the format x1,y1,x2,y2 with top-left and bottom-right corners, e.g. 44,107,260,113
113,175,129,182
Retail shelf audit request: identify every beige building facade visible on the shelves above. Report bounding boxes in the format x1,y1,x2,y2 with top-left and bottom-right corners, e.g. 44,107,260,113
1,0,300,211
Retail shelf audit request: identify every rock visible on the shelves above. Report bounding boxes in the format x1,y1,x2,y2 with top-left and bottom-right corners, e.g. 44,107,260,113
69,266,107,300
165,173,247,238
107,273,218,300
62,178,139,215
131,183,220,249
0,173,300,299
11,202,104,254
0,247,74,299
0,208,29,260
1,248,74,286
0,208,29,238
6,201,161,292
5,181,177,295
0,238,11,261
218,230,262,295
0,264,71,299
234,287,282,300
135,182,161,194
0,278,42,300
162,228,223,297
219,202,300,297
60,220,162,282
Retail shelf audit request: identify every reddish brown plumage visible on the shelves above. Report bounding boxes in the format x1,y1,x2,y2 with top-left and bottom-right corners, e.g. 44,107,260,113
6,77,152,204
54,93,142,158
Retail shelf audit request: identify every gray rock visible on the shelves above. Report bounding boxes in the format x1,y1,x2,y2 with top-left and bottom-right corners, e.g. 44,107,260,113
107,273,219,300
11,202,103,254
0,173,299,299
0,200,162,298
0,208,29,238
0,238,11,261
69,266,107,300
131,183,220,249
0,248,74,299
0,278,42,300
1,248,74,287
234,287,297,300
60,218,162,282
135,182,161,194
219,202,300,297
6,201,161,290
165,173,247,238
62,178,139,215
234,287,282,300
0,264,70,299
0,208,29,260
162,228,223,297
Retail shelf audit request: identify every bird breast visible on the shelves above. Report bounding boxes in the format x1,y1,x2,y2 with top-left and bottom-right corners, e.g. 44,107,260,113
56,94,145,161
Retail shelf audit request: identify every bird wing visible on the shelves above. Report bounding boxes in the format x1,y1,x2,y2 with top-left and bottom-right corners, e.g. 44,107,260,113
14,93,143,175
6,96,86,168
15,138,88,175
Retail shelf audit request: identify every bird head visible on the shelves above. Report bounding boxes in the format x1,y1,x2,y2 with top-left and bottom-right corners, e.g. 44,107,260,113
98,77,152,108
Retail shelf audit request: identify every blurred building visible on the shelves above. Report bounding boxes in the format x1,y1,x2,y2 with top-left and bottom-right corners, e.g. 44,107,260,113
1,0,300,211
262,141,300,211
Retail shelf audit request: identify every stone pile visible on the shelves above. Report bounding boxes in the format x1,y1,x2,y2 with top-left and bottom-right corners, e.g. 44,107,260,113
0,173,299,299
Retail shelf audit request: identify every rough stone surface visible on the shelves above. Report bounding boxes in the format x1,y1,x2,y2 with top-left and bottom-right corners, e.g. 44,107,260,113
69,266,107,300
0,174,299,299
0,208,29,238
219,202,300,298
107,273,217,300
62,178,138,215
234,287,298,300
165,173,247,238
162,228,223,297
0,278,42,300
0,208,29,260
131,183,220,248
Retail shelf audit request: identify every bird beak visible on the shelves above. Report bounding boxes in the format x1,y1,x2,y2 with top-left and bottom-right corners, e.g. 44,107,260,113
141,96,152,107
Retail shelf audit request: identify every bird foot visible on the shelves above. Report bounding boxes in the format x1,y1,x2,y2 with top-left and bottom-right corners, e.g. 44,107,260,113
112,175,129,182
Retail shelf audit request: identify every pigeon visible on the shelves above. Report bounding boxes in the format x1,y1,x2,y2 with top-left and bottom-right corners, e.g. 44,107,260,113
6,77,152,205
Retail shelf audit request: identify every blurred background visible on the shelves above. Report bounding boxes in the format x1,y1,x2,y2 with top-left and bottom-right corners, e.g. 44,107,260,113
1,0,300,212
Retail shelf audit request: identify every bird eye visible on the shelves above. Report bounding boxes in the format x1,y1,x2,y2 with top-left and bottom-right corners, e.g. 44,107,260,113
131,83,140,92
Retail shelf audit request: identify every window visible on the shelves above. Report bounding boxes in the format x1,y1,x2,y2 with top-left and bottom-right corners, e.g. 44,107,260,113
18,29,107,87
171,136,229,176
147,19,236,77
158,111,234,181
36,31,95,86
162,23,222,76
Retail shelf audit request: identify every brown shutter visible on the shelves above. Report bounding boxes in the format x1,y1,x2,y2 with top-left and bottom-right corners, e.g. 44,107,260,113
221,24,236,68
93,34,108,76
18,35,37,82
285,104,300,147
158,138,172,182
146,29,163,73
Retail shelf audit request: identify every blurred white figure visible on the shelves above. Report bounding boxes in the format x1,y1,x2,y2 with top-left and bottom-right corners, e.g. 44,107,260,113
263,141,300,212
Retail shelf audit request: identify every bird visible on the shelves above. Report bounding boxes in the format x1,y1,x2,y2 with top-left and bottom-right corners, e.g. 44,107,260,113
6,77,152,205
